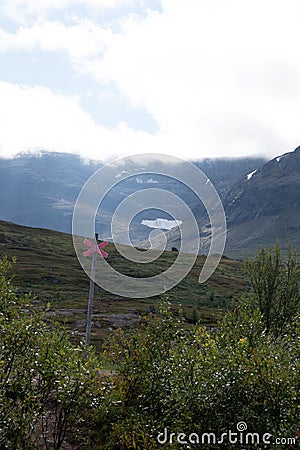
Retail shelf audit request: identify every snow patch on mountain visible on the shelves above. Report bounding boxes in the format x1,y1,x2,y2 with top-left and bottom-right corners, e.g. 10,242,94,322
247,169,257,180
141,218,182,230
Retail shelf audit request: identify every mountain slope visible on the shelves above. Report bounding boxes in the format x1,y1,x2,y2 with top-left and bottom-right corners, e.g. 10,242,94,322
164,147,300,257
224,146,300,256
193,156,267,200
0,220,246,343
0,152,102,232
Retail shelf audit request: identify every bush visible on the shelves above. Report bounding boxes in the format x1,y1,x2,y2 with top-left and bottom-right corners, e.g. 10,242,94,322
245,243,299,334
0,257,106,449
2,244,299,449
103,246,300,449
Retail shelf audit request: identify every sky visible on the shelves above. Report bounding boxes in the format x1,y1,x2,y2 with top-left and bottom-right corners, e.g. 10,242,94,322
1,0,300,161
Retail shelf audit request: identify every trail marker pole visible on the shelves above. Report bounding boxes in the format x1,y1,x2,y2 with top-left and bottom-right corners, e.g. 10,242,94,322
83,234,109,347
86,232,98,347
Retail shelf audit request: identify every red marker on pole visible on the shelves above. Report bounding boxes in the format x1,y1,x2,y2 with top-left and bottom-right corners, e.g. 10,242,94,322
83,234,108,347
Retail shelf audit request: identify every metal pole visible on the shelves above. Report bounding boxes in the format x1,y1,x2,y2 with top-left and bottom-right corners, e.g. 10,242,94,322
86,232,98,347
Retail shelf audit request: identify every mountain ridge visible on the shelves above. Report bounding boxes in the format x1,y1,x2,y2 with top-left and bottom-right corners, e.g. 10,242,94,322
1,149,299,257
223,146,300,256
163,147,300,257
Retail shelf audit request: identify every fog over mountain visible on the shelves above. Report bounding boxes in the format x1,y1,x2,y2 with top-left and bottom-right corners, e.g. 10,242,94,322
1,148,299,257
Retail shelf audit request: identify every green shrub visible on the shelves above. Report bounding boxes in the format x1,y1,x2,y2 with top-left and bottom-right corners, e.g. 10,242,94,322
245,243,299,334
0,257,106,449
2,244,299,449
103,245,300,449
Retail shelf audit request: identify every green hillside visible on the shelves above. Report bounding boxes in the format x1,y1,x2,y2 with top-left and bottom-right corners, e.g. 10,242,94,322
0,220,246,345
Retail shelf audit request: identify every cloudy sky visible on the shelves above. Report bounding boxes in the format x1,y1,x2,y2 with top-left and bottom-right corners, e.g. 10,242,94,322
1,0,300,161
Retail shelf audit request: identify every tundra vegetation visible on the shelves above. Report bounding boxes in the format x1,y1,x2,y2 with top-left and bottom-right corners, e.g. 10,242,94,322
0,244,299,449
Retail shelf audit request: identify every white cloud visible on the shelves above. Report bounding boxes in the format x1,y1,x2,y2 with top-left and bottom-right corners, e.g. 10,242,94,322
0,81,95,157
0,19,112,59
1,0,300,160
80,0,300,158
1,0,138,23
0,81,165,160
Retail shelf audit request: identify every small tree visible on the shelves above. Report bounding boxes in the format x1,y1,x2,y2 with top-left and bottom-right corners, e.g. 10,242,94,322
245,243,299,334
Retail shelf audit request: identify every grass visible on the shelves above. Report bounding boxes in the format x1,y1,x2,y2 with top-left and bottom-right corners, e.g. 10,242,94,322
0,220,247,346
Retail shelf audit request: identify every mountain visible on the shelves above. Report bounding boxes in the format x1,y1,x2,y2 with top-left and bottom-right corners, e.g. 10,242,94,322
224,146,300,256
163,147,300,257
192,157,268,200
1,148,298,257
0,152,101,232
0,150,265,237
